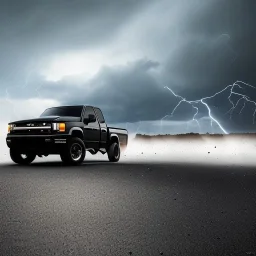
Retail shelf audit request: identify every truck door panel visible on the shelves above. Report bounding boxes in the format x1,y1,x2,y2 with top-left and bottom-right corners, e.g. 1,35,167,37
93,107,107,148
83,106,100,149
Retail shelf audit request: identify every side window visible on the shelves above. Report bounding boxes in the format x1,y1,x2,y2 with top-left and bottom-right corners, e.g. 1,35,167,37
84,106,98,126
94,108,105,123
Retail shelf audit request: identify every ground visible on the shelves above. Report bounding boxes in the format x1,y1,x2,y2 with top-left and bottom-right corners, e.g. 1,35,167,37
1,157,256,256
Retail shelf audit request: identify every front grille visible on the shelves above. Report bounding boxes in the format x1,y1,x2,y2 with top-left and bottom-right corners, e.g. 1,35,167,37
15,122,51,127
12,122,52,135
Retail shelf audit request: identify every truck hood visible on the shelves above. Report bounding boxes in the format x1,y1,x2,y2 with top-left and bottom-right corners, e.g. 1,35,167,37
10,116,81,124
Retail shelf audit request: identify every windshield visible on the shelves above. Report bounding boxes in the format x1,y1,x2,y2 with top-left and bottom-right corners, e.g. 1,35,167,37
40,106,83,117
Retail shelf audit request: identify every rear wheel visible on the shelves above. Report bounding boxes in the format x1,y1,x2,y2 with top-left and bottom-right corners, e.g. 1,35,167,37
60,137,85,165
107,142,120,162
10,149,36,165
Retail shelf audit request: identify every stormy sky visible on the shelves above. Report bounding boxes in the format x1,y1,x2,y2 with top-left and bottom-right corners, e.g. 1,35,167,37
0,0,255,135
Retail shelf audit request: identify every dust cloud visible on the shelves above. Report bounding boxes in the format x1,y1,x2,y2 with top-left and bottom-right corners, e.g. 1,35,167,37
121,134,256,167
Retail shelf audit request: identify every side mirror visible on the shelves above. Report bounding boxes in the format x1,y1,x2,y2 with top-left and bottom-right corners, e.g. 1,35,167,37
88,114,96,123
83,114,96,124
83,117,89,124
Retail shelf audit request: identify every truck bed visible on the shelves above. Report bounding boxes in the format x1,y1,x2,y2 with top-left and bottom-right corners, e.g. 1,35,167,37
108,127,128,149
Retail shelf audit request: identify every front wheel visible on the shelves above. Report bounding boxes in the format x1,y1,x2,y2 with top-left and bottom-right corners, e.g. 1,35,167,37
107,142,120,162
60,137,86,165
10,149,36,165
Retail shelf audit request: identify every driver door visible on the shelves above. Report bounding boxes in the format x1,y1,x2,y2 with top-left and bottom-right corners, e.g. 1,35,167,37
82,106,100,149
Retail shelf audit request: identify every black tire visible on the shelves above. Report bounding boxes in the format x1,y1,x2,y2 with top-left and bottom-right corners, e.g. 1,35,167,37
10,149,36,165
60,137,85,165
107,142,120,162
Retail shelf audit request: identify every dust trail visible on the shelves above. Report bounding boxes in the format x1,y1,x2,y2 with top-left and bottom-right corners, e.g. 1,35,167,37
122,134,256,167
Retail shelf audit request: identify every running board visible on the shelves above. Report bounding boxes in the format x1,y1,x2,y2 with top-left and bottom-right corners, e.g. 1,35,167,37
86,148,106,154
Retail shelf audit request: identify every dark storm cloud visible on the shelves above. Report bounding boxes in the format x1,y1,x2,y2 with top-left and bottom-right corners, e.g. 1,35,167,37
0,0,149,50
37,59,197,123
0,0,149,88
160,0,256,132
163,0,256,98
1,0,256,133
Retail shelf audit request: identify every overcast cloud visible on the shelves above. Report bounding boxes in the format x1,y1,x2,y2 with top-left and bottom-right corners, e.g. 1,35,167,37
0,0,255,135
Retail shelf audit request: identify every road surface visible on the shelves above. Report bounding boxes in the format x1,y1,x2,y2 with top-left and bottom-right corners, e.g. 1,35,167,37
1,159,256,256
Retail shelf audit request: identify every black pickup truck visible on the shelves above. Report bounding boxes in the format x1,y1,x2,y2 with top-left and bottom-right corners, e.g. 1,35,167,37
6,105,128,165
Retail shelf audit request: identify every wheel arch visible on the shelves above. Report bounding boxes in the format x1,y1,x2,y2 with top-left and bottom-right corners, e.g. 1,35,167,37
69,127,84,140
108,134,120,149
109,134,119,144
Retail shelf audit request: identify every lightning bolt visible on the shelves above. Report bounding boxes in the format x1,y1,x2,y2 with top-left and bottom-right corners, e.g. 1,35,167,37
192,105,200,131
162,81,256,134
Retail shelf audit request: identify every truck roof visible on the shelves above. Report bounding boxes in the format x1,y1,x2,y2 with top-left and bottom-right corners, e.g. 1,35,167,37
50,105,101,108
49,105,85,108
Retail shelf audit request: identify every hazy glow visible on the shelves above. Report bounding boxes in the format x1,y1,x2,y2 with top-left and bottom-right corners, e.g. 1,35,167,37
43,52,106,82
42,48,140,82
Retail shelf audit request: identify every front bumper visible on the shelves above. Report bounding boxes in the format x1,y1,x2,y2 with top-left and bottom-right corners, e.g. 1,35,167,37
6,134,70,154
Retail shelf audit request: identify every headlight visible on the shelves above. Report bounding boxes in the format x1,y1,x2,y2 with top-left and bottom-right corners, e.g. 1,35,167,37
8,124,15,133
52,123,66,132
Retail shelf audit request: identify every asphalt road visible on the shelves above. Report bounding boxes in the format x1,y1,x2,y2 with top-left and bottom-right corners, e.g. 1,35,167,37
1,159,256,256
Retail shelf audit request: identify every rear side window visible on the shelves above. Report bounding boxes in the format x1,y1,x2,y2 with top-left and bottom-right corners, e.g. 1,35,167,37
84,106,98,125
94,108,105,123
